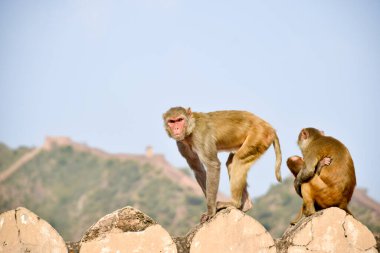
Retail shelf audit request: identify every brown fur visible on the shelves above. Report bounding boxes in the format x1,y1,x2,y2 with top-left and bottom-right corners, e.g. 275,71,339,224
288,127,356,224
163,107,282,222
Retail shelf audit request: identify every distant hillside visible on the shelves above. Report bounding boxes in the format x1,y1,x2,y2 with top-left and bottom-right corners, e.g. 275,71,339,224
249,177,380,237
0,143,31,172
0,137,206,241
1,137,379,242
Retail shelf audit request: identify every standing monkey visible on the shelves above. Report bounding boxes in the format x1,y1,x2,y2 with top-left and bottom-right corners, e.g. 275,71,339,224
163,107,282,222
288,128,356,224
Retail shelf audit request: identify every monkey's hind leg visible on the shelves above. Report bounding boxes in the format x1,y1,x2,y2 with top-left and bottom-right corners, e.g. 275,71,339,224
301,183,316,217
241,188,252,212
290,184,316,225
229,157,257,209
220,136,268,210
226,153,253,212
217,153,253,212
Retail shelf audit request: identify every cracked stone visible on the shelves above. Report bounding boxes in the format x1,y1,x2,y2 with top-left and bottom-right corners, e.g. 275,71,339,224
292,221,312,246
288,245,308,253
344,214,377,251
366,248,379,253
278,207,378,253
307,208,349,252
79,206,176,253
0,207,67,253
188,207,275,253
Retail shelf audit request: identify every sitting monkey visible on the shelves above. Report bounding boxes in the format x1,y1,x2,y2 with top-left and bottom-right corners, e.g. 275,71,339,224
287,128,356,224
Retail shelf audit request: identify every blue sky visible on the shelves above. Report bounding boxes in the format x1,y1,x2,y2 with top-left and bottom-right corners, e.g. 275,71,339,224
1,0,379,201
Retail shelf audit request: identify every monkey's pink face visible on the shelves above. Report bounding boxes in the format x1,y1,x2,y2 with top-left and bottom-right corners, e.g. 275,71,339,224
167,117,186,140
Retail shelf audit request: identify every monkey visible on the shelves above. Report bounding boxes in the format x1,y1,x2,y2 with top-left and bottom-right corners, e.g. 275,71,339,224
289,127,356,224
287,155,331,182
287,155,331,224
163,106,282,222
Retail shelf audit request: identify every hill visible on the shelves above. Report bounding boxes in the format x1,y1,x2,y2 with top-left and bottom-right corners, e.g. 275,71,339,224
0,143,31,173
0,137,207,241
1,137,379,241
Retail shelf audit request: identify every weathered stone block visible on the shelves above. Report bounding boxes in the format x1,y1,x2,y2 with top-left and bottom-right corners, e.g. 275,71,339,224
175,207,275,253
79,206,177,253
278,207,378,253
0,207,67,253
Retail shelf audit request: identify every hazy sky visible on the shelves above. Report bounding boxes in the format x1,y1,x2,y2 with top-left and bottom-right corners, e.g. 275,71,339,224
1,1,379,201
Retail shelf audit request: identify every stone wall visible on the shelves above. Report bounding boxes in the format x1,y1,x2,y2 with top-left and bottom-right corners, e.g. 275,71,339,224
0,206,378,253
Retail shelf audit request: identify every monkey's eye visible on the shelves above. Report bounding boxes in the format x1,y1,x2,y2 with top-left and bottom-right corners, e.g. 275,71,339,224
168,120,176,124
176,118,184,123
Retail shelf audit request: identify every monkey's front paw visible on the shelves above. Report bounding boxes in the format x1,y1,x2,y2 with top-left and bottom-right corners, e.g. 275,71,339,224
200,208,217,223
200,213,213,223
323,157,332,166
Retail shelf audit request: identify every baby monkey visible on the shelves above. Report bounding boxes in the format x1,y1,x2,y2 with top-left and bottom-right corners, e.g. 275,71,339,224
287,128,356,224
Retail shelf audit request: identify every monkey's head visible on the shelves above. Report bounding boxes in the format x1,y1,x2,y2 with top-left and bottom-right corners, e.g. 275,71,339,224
163,107,195,141
297,127,325,151
287,156,303,169
287,156,304,176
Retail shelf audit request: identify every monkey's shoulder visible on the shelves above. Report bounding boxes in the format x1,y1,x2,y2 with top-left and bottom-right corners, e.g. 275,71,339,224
315,136,346,147
192,111,255,126
206,110,253,117
205,110,265,125
308,136,349,157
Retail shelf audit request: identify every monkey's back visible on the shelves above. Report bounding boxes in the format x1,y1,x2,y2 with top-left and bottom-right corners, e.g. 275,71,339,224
200,110,274,151
310,136,356,204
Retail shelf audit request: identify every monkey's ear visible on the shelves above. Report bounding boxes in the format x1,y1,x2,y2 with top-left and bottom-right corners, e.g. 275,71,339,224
186,107,193,116
320,130,325,136
301,129,308,140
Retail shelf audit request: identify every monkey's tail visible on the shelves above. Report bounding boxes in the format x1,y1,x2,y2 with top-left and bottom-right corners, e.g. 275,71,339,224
273,132,282,182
